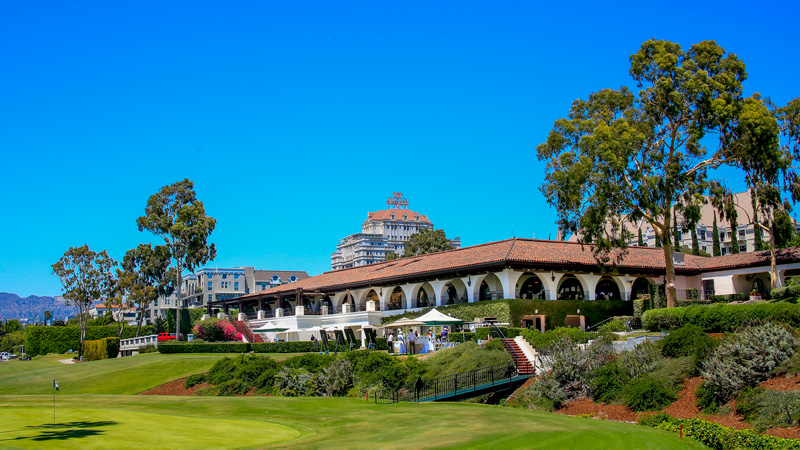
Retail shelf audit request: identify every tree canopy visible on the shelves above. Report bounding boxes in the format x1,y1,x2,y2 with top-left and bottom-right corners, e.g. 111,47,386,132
137,179,216,339
537,39,747,307
119,243,174,336
403,228,455,257
51,245,117,355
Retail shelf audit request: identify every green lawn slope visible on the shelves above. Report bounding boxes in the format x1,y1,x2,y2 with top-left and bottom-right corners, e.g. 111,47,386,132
0,395,706,450
0,352,303,395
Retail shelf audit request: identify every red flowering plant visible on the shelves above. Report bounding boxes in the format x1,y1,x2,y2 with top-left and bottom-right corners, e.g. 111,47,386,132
193,319,243,342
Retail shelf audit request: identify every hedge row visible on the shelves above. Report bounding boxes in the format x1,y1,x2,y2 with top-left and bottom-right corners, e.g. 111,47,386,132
84,337,120,361
159,341,321,354
708,293,750,303
771,285,800,300
24,325,156,357
382,299,631,330
642,303,800,332
644,416,800,450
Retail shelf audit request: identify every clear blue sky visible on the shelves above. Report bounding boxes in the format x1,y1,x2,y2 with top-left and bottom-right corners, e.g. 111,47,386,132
1,1,798,297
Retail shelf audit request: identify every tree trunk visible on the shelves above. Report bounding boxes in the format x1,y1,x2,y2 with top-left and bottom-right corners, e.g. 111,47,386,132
175,263,182,340
663,237,677,308
770,214,780,289
136,307,143,337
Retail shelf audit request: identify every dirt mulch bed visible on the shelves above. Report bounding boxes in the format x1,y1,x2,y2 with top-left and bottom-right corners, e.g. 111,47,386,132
761,373,800,392
556,398,638,423
139,377,210,396
663,377,703,419
765,426,800,439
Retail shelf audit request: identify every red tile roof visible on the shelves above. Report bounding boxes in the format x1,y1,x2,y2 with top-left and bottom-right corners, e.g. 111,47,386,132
365,209,432,224
233,239,800,299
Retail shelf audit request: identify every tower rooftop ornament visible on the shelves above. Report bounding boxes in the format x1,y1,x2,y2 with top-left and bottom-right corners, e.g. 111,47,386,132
386,192,409,209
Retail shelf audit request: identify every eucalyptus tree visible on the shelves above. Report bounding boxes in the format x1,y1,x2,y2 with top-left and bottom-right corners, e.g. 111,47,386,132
538,39,746,307
404,228,454,257
723,95,800,288
137,179,216,339
119,244,174,336
52,245,117,356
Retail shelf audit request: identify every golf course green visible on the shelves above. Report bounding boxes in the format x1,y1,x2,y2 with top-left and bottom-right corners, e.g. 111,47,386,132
0,354,707,449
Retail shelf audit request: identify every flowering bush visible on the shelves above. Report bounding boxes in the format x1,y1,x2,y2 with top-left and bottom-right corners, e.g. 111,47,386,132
192,319,242,342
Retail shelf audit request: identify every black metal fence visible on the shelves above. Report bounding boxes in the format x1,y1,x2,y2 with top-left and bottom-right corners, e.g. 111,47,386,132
374,362,518,404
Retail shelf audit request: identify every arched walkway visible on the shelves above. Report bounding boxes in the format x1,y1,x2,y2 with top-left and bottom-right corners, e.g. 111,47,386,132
631,277,650,300
387,287,405,310
558,275,586,300
518,273,545,300
478,274,503,301
444,279,467,304
415,283,434,308
595,277,621,300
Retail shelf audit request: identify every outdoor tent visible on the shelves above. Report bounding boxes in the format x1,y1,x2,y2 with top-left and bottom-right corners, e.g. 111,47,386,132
415,308,464,325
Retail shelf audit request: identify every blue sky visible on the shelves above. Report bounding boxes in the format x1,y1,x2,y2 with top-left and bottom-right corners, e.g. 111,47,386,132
1,1,798,297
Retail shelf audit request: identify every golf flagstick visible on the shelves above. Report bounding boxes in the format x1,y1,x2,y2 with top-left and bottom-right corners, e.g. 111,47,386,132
53,379,58,424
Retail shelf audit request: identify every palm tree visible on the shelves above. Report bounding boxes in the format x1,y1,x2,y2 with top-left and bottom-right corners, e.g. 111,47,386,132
44,310,52,326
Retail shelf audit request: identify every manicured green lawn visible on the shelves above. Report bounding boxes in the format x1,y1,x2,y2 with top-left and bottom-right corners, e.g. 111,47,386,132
0,352,305,395
0,395,707,449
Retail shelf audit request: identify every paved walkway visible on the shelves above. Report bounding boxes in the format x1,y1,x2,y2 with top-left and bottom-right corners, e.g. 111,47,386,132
58,359,75,364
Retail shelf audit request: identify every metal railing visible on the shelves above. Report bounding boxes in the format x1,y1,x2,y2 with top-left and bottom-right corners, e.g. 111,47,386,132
374,362,519,404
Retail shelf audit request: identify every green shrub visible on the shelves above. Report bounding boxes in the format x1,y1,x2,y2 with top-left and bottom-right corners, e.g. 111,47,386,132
643,303,800,332
701,321,798,405
686,288,699,301
233,354,280,385
83,337,120,361
659,324,714,359
623,376,676,411
282,353,334,373
633,298,652,317
422,342,512,379
522,327,601,349
650,284,667,310
217,379,251,396
159,342,250,353
649,356,693,392
776,351,800,375
695,381,720,412
321,358,354,396
771,285,800,300
483,339,505,351
541,336,615,399
643,415,800,450
708,293,749,303
597,317,628,332
511,374,565,412
344,351,415,390
637,412,673,427
185,374,206,389
734,386,764,420
588,361,630,404
618,341,663,379
207,357,239,385
274,367,321,396
24,325,156,357
751,390,800,432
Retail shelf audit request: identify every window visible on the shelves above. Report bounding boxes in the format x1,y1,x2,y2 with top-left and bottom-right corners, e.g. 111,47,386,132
234,274,240,279
740,245,747,252
702,245,707,251
208,282,213,290
221,281,229,288
700,230,706,240
722,248,727,255
207,273,213,279
739,229,745,238
720,232,726,241
222,274,227,280
208,295,212,302
234,282,239,291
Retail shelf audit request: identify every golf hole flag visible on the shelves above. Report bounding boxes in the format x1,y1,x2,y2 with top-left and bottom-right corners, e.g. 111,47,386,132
54,380,59,391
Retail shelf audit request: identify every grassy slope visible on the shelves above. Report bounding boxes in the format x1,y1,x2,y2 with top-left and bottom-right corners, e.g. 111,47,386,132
0,395,707,450
0,353,304,395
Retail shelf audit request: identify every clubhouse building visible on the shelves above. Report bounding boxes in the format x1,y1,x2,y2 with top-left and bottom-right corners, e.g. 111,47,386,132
207,238,800,340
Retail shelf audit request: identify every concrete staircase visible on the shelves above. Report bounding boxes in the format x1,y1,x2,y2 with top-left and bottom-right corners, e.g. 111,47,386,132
501,338,534,375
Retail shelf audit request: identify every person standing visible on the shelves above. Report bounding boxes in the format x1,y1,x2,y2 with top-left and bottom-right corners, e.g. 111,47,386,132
408,329,417,355
441,326,449,343
387,332,394,354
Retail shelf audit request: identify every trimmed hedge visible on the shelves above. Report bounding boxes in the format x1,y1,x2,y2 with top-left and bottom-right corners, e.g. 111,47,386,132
771,285,800,300
649,284,667,309
642,415,800,450
84,337,120,361
24,325,157,357
708,293,749,303
158,341,318,354
642,303,800,332
382,299,632,330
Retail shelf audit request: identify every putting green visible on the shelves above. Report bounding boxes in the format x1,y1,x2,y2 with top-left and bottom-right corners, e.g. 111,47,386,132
0,407,300,449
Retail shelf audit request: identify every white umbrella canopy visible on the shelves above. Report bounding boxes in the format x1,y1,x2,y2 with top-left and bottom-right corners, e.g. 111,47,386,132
254,322,290,332
415,308,464,326
385,318,425,328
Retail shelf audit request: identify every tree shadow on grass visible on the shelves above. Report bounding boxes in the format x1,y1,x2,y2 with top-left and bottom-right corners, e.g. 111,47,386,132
6,421,118,442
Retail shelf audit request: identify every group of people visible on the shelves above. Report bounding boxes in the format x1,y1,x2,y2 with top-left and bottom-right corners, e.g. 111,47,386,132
386,326,449,355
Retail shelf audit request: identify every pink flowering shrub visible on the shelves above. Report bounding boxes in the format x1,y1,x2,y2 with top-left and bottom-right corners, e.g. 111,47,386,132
193,319,243,342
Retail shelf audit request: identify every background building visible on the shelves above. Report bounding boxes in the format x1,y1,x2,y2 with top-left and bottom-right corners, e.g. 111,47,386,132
148,267,308,320
331,193,460,270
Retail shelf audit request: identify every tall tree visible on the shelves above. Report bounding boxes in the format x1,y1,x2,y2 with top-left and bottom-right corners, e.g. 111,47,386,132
119,244,174,336
712,214,722,256
637,228,644,246
537,39,746,307
52,245,117,356
137,179,216,339
403,228,454,257
710,183,741,254
43,310,52,326
724,95,799,288
751,192,764,251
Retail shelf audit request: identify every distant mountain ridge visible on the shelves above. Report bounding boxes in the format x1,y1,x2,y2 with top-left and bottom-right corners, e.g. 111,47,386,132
0,292,75,322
